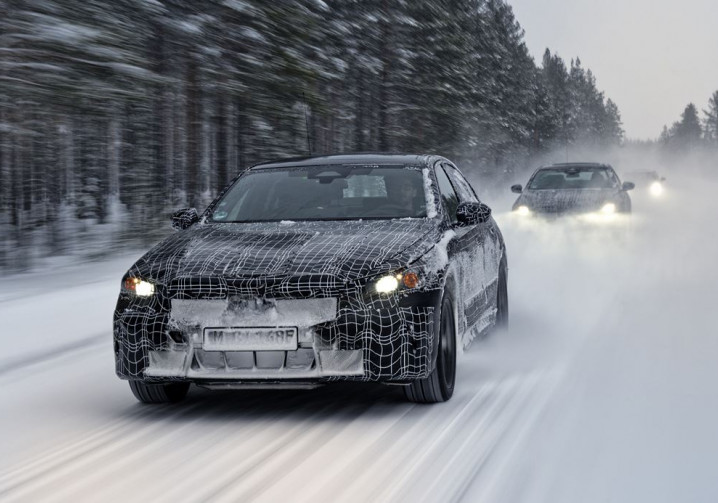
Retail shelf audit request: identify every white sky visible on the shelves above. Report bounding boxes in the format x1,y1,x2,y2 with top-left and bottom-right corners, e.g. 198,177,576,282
508,0,718,140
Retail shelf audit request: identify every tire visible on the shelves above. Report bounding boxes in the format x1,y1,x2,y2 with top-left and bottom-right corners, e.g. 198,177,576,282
495,257,509,330
404,293,456,403
129,380,190,404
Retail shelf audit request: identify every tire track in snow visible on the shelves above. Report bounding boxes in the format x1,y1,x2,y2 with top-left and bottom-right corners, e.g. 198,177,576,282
203,400,381,503
0,400,212,501
0,402,178,492
50,395,334,503
254,399,421,503
384,375,537,503
0,335,107,377
461,368,565,503
0,386,389,502
311,381,503,503
1,365,560,502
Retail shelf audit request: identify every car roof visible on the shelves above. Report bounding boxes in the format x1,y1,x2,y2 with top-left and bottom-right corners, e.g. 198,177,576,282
250,153,438,170
540,162,612,170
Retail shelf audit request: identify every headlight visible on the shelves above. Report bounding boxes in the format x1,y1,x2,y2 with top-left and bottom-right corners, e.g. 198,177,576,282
600,203,616,214
650,181,663,197
372,271,421,294
516,205,530,216
123,277,156,297
375,275,399,294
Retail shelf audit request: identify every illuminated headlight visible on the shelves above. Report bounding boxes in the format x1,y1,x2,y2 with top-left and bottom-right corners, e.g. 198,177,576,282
600,203,616,215
516,205,531,216
373,271,421,294
375,275,400,294
123,277,156,297
650,181,663,197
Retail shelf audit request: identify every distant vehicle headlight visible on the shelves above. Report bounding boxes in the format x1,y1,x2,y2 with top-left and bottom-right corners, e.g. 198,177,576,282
600,203,616,215
650,181,664,197
123,277,156,297
516,205,531,216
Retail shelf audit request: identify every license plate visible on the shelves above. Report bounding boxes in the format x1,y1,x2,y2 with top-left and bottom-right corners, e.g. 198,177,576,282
203,327,298,351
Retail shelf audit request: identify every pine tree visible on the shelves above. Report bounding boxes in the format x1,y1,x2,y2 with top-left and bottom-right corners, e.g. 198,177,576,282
704,90,718,144
0,0,627,271
601,99,624,145
671,103,703,149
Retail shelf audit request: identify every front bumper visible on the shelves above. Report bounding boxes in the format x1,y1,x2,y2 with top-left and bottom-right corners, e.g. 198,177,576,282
114,289,441,383
513,208,631,225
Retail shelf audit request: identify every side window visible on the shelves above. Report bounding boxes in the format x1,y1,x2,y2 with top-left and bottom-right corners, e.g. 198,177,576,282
443,163,479,203
434,164,459,223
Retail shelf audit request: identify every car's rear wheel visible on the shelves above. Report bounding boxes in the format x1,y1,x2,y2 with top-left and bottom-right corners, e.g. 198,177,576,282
495,257,509,330
404,293,456,403
129,380,190,404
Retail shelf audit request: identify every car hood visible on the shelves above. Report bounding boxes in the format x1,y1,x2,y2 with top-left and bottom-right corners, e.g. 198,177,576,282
514,188,620,214
127,219,441,287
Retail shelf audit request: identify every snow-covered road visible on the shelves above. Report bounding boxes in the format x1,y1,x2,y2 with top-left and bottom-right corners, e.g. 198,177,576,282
2,174,718,502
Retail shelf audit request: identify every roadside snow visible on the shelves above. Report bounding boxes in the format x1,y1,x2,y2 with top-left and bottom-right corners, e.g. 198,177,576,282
0,253,141,372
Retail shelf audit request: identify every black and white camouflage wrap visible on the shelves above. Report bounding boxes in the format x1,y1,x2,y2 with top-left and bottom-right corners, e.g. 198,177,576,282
114,154,505,386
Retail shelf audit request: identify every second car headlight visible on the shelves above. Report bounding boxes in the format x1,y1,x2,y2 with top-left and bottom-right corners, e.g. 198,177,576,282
516,205,531,216
650,181,664,197
600,203,616,214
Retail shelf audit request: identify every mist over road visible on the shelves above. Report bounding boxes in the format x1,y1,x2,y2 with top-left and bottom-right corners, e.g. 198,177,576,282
1,167,717,502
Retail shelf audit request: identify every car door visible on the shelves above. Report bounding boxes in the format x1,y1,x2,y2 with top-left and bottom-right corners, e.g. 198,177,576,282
433,161,486,344
442,162,501,339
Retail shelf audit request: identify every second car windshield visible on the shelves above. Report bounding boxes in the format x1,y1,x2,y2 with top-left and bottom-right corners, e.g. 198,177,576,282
210,165,427,222
528,168,619,190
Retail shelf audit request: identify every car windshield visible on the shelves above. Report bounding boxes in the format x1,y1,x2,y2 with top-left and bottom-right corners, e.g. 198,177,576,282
210,165,427,222
528,167,619,190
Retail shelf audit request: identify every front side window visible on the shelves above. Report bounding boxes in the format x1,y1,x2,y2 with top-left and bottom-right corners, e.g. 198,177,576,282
443,163,479,203
210,165,427,222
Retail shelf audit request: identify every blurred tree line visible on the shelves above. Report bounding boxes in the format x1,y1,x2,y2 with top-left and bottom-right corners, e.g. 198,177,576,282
0,0,623,271
659,91,718,150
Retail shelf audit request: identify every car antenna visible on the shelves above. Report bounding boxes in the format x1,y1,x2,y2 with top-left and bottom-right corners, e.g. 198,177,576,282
302,92,312,155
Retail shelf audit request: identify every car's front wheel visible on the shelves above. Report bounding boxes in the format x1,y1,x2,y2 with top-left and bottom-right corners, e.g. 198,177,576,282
404,293,456,403
128,380,190,404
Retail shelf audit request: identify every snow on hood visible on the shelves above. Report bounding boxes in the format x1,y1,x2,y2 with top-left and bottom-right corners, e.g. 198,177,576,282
128,219,441,286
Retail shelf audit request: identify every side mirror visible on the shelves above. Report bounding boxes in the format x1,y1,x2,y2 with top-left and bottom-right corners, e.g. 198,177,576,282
622,181,635,191
171,208,199,230
511,184,523,194
456,202,492,227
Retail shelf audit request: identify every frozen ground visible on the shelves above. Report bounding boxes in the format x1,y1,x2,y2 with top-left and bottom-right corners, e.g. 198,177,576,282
1,172,717,502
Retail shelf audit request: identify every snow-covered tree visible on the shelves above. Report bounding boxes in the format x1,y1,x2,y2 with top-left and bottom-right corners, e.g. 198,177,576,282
0,0,625,271
703,90,718,144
